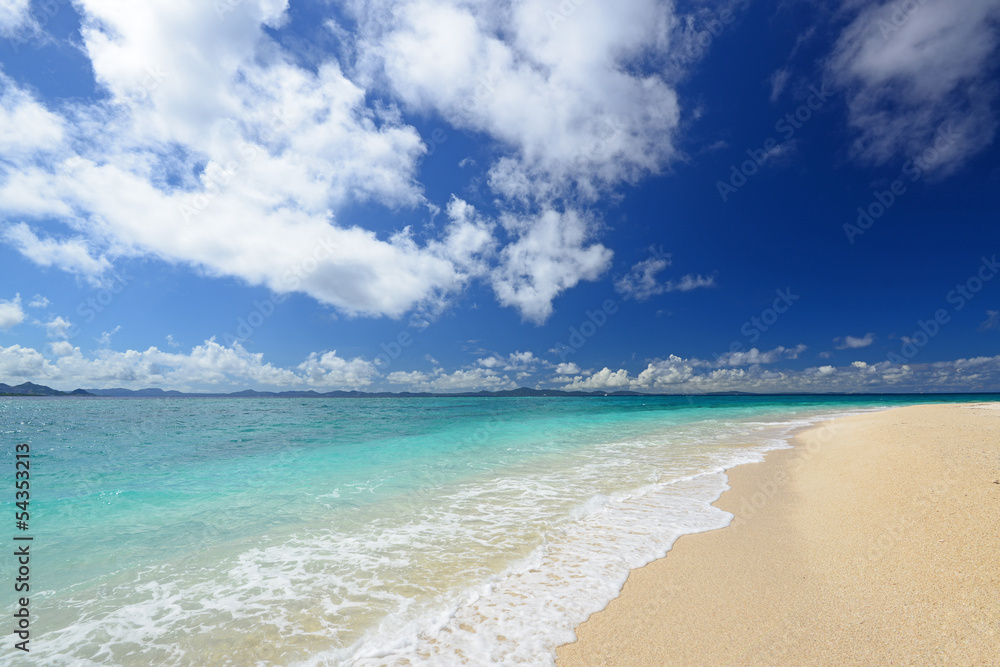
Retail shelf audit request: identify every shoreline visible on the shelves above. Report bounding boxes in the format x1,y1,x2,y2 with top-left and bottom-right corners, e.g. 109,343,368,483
556,403,1000,665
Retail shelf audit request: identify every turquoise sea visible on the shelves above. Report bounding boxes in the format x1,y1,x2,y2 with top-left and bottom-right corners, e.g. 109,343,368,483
1,394,992,665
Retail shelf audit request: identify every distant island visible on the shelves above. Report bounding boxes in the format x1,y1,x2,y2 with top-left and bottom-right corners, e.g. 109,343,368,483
2,382,994,399
1,381,654,398
0,382,95,397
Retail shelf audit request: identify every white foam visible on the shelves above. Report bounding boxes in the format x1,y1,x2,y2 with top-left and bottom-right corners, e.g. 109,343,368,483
20,407,890,666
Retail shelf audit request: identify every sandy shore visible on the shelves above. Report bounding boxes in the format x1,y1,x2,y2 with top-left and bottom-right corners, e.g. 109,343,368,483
557,403,1000,665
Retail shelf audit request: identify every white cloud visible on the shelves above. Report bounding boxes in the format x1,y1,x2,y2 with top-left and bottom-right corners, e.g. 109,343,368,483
615,256,715,300
491,208,612,323
563,367,632,391
403,367,515,392
0,72,65,158
0,2,486,319
0,0,742,323
827,0,1000,175
97,325,121,347
554,353,1000,394
769,67,791,102
354,0,683,203
615,256,671,301
425,368,516,392
632,355,697,389
0,340,378,391
28,294,50,309
979,310,1000,332
386,370,429,385
50,341,75,357
477,350,540,372
713,344,807,367
5,338,1000,394
43,316,73,340
835,333,875,349
0,0,31,35
297,350,378,388
386,364,516,392
0,343,49,378
0,293,25,331
669,273,716,292
2,223,111,285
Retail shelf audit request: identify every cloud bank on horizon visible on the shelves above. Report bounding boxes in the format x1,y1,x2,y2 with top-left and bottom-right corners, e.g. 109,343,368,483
1,0,999,393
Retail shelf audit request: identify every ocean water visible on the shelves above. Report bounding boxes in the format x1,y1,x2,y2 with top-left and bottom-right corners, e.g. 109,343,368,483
0,394,990,665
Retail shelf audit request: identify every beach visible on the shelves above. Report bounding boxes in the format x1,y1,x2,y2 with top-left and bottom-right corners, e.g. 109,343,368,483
6,396,997,664
557,403,1000,665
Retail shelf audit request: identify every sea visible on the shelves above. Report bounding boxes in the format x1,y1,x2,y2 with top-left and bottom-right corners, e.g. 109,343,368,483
0,394,992,665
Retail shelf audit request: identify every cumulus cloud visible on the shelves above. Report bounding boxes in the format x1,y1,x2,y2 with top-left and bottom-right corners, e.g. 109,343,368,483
386,370,430,385
387,366,516,392
476,350,540,372
0,293,25,331
491,209,612,323
0,72,64,157
834,333,875,349
43,315,73,340
0,340,378,391
0,343,48,378
297,351,378,388
351,0,683,203
557,353,1000,394
827,0,1000,175
562,367,632,391
713,344,807,366
0,0,714,323
5,338,1000,394
0,2,490,319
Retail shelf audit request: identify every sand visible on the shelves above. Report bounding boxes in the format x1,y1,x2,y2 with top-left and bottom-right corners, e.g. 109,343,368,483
557,403,1000,665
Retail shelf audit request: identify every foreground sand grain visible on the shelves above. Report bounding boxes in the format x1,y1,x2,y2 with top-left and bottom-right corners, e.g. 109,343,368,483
557,403,1000,666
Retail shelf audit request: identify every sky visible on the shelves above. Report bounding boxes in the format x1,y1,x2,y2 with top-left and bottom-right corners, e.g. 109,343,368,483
0,0,999,394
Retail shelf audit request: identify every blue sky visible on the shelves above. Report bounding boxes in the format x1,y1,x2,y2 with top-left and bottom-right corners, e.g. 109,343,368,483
1,0,999,393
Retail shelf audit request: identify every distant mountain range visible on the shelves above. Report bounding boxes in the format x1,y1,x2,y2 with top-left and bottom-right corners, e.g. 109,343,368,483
4,381,979,399
0,382,93,396
1,382,648,398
